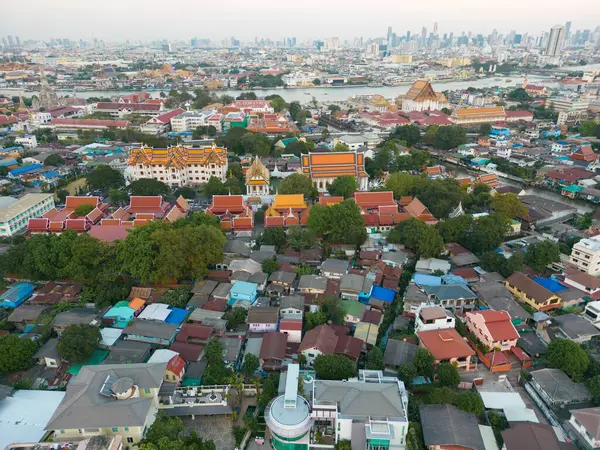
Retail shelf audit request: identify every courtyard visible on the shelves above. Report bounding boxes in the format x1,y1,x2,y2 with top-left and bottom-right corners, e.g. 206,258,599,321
181,415,235,450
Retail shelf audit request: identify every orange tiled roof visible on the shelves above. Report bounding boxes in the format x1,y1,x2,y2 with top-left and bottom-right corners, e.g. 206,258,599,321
453,107,506,117
128,144,227,168
272,194,307,210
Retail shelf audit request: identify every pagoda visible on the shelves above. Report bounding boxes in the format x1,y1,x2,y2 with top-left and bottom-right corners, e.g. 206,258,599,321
245,156,270,196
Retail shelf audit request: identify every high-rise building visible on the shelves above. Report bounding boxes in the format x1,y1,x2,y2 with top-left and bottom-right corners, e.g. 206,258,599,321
421,27,427,41
15,36,20,46
545,25,565,56
387,26,392,43
7,36,14,46
433,22,438,36
565,21,572,38
406,30,411,41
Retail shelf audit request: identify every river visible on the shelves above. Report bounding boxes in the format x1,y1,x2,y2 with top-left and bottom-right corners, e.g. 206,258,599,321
0,75,555,103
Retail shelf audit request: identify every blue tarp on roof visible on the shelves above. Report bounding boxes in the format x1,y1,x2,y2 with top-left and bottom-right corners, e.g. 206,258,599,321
413,273,442,287
0,158,18,167
43,171,59,178
442,274,468,285
532,277,567,293
9,164,43,176
370,286,395,303
165,307,189,325
0,282,35,308
0,146,23,153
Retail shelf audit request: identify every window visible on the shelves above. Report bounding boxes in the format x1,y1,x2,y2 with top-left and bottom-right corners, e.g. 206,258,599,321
124,427,129,431
127,437,134,444
144,388,151,394
78,429,83,434
60,430,65,434
112,428,119,432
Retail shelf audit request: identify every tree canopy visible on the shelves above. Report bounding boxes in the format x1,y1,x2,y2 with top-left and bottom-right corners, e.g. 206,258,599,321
492,193,528,219
86,165,125,192
44,154,65,166
261,227,287,249
412,348,435,378
525,240,560,272
262,259,279,275
327,176,357,199
0,335,37,374
388,218,443,257
57,324,102,363
308,200,367,246
278,173,317,199
74,204,94,217
128,178,171,197
436,363,460,387
432,126,468,150
388,125,421,147
366,346,384,370
546,339,589,381
314,354,356,380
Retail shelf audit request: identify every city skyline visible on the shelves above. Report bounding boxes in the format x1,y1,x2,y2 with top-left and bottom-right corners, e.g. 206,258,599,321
3,0,600,41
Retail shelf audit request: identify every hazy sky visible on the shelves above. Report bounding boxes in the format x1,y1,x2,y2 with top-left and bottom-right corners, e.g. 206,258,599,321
5,0,600,41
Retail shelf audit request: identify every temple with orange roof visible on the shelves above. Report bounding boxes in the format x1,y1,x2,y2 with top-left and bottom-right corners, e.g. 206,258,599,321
128,143,228,187
245,156,270,196
206,195,254,233
570,144,597,163
475,173,501,188
301,152,368,192
264,194,310,228
353,191,437,232
450,107,507,125
401,79,450,112
27,196,109,234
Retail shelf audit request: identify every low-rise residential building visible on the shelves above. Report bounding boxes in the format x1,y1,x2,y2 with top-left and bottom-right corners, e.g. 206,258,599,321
279,295,304,318
170,109,222,133
422,284,477,314
298,275,328,295
450,107,506,125
247,307,279,333
503,422,577,450
415,306,455,332
505,273,563,311
417,328,475,370
569,407,600,449
298,324,362,366
530,368,592,407
45,363,167,444
321,259,350,280
465,310,519,351
570,237,600,276
420,404,486,450
0,193,55,236
279,318,302,343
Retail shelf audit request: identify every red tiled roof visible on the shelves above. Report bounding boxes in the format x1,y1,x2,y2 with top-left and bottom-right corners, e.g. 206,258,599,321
564,271,600,290
259,332,287,361
417,329,475,360
64,219,90,232
280,318,302,331
97,102,161,112
27,218,49,232
51,118,131,128
298,324,338,354
335,335,363,360
176,323,213,342
202,297,228,312
167,354,186,375
169,342,204,362
469,310,519,341
90,224,133,242
361,309,382,325
354,191,396,209
65,196,100,209
149,108,185,125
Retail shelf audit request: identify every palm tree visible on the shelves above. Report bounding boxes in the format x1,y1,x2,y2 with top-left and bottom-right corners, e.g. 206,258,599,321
228,373,245,410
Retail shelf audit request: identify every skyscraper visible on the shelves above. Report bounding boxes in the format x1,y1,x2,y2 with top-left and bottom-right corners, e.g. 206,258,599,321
433,22,438,36
387,26,392,43
565,21,572,39
545,25,565,56
7,36,14,46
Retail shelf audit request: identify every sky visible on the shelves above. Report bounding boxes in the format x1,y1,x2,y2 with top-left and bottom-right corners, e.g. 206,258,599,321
4,0,600,42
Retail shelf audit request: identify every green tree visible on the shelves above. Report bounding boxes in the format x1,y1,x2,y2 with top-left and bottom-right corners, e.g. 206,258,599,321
385,172,416,199
261,227,287,249
128,178,171,196
289,101,308,124
366,346,384,370
44,153,65,166
334,440,352,450
508,87,531,102
389,125,422,147
57,324,101,363
308,200,367,246
108,187,129,205
205,339,224,365
398,363,418,386
202,176,229,197
215,127,249,155
436,363,460,387
161,286,192,308
0,335,37,374
463,213,510,254
413,348,435,378
74,204,94,217
264,94,288,112
579,120,598,137
453,391,485,416
478,123,492,136
333,143,350,152
287,227,316,251
546,339,589,380
492,193,528,219
418,225,444,258
224,307,247,330
242,353,260,378
433,126,467,150
173,186,196,199
405,423,425,450
279,173,317,199
305,311,328,330
314,354,356,380
262,258,279,275
577,212,594,230
241,133,272,157
525,240,560,272
436,215,473,243
86,165,125,192
327,176,357,199
429,387,457,404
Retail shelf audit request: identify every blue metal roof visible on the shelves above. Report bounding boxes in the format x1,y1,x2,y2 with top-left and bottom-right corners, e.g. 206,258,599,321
532,277,567,293
0,282,35,306
0,158,18,167
413,273,442,287
231,281,258,295
165,307,189,325
370,286,395,303
9,164,43,176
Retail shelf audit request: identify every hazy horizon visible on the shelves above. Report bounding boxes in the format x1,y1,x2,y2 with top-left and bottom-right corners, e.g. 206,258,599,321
4,0,600,42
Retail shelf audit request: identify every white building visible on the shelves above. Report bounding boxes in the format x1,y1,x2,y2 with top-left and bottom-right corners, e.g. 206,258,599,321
551,141,572,153
127,144,228,187
497,148,512,158
170,110,222,133
415,305,456,332
337,135,368,151
570,236,600,276
569,407,600,449
0,194,55,236
15,135,38,148
584,301,600,328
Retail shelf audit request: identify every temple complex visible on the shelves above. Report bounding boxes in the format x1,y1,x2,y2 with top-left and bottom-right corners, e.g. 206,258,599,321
264,194,310,228
301,152,368,192
206,195,254,233
128,143,228,187
400,80,450,112
245,156,270,196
